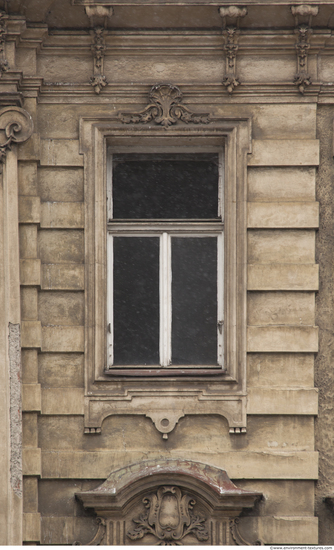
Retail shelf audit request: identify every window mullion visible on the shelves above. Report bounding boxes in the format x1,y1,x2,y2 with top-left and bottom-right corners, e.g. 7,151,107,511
160,232,171,367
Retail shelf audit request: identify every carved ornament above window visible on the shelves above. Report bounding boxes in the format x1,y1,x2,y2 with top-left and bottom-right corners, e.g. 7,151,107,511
119,84,211,128
75,459,263,546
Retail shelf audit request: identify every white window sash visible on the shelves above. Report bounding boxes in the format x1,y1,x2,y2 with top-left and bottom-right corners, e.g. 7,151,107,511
108,230,223,368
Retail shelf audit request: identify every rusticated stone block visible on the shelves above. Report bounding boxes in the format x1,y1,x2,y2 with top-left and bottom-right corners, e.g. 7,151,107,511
247,388,318,415
19,196,40,224
21,321,42,349
23,513,41,542
23,412,38,447
22,349,38,385
23,448,41,476
248,167,315,202
40,202,84,228
248,140,319,166
41,388,84,415
239,516,318,545
41,263,84,290
21,287,38,321
38,353,84,388
248,230,315,264
248,264,319,291
41,449,318,480
23,477,38,513
37,414,314,453
20,259,41,286
18,162,38,196
247,325,318,352
247,292,315,326
38,167,84,202
38,292,84,326
247,353,314,388
247,202,319,229
19,225,38,259
40,139,83,167
237,479,315,516
39,230,84,264
41,326,84,352
22,385,41,413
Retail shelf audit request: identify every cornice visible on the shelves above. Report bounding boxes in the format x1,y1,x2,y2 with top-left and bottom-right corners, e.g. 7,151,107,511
71,0,329,4
38,29,333,56
32,81,325,105
17,25,49,50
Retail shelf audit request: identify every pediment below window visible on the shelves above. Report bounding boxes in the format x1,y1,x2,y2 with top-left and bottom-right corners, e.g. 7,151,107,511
76,459,262,545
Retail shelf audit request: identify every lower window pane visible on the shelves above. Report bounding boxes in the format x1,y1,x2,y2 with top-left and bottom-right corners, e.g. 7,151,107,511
113,237,160,365
172,237,217,365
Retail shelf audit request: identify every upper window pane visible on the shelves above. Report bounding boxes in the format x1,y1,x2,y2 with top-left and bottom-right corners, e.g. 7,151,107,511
112,153,219,219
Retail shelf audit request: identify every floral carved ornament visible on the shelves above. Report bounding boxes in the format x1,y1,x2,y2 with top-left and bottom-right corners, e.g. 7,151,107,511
127,485,209,545
119,84,210,128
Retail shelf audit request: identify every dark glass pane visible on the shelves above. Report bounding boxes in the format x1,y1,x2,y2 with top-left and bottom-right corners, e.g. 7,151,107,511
112,153,218,219
113,237,159,365
172,237,217,365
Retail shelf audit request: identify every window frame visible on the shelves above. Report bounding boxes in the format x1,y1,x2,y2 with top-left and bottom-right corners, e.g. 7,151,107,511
79,114,250,434
106,149,225,374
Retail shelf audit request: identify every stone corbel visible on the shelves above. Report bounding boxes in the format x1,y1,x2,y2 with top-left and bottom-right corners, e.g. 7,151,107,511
86,5,113,94
291,5,319,94
0,107,34,163
219,6,247,94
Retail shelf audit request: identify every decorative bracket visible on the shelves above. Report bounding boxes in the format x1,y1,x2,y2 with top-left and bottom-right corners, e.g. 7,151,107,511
0,107,34,163
0,10,9,77
73,517,106,546
219,6,247,94
86,6,113,94
119,84,210,128
230,518,263,546
291,5,318,94
145,411,185,440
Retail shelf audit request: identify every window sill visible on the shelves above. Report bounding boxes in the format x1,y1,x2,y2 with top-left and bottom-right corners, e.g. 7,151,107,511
104,367,226,377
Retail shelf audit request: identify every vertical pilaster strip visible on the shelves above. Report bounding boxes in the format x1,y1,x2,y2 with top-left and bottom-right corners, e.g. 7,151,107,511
3,147,22,545
0,109,33,544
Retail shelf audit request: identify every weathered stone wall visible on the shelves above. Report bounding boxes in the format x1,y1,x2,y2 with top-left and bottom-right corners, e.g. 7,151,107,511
0,4,328,544
315,104,334,545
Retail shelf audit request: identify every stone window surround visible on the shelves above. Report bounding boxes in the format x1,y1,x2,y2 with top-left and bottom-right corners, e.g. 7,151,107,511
79,109,251,437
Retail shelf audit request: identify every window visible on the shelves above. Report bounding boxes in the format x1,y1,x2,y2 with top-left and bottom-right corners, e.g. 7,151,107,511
107,151,224,374
81,110,249,433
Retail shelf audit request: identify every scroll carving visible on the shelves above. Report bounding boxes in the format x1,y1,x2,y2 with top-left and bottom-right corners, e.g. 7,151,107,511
219,6,247,94
0,107,34,162
119,84,210,128
127,486,209,545
0,10,9,76
230,518,263,546
291,5,318,94
73,517,106,546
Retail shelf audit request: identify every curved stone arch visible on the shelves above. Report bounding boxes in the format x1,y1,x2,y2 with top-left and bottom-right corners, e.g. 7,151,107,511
76,459,262,545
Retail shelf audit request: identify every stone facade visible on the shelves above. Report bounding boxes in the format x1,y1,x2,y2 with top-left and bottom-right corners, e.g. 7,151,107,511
1,0,334,545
